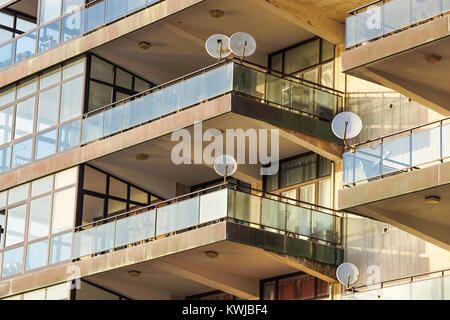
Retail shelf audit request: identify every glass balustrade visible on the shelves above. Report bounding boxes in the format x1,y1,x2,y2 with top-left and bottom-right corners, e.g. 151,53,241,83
346,0,450,48
0,0,165,71
81,61,340,144
72,188,341,259
344,119,450,185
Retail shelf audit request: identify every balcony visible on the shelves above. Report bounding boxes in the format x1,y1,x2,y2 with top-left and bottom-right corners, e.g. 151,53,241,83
0,184,343,299
342,0,450,115
339,118,450,250
0,0,164,72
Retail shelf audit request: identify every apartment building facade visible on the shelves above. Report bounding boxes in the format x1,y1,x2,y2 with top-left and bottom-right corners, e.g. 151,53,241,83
0,0,448,300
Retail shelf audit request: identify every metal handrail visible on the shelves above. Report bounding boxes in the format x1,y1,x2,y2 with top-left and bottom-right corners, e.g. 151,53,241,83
345,268,450,293
347,0,387,15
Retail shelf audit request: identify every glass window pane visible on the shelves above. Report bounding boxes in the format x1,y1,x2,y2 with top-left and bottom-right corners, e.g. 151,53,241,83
318,178,332,208
31,175,53,197
0,209,5,247
0,42,14,70
12,138,33,168
55,167,77,189
109,177,127,199
134,77,149,92
270,53,282,72
130,186,147,203
63,58,84,80
2,246,23,277
0,12,14,27
303,68,318,83
58,119,80,151
62,11,82,43
17,78,37,99
0,106,13,144
106,0,127,23
116,68,133,90
91,56,114,84
107,199,126,215
15,32,36,63
0,28,13,44
5,204,27,246
40,67,61,89
23,288,46,300
88,81,112,112
0,85,14,107
285,39,320,74
28,195,51,240
63,0,84,13
38,87,59,131
52,187,76,233
321,40,335,62
35,129,57,160
299,184,315,204
40,0,62,24
60,76,83,122
83,1,105,33
0,191,5,207
280,154,317,188
0,145,10,173
15,97,35,139
320,61,334,88
8,183,29,205
16,18,35,33
38,20,60,53
49,232,72,264
26,239,48,271
83,165,106,193
82,194,104,224
127,0,147,13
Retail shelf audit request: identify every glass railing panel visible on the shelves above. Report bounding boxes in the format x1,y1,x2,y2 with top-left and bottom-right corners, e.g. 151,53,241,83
73,227,95,258
291,82,314,115
182,73,205,108
115,209,156,247
62,11,83,43
411,277,443,300
356,7,383,44
94,221,115,253
381,283,411,300
346,15,358,48
354,144,382,182
81,112,104,143
233,64,266,101
383,0,411,33
84,1,106,33
314,90,335,120
343,152,355,184
228,190,261,225
199,189,228,224
261,197,286,230
444,276,450,299
443,123,450,158
381,136,411,174
411,126,441,166
175,197,200,231
205,63,233,98
155,203,177,236
311,211,336,243
103,104,123,136
0,41,13,70
444,0,450,11
38,20,60,54
412,0,442,24
106,0,127,24
286,204,311,237
127,0,147,13
266,73,291,107
161,82,183,114
145,89,164,121
120,100,135,130
15,32,36,63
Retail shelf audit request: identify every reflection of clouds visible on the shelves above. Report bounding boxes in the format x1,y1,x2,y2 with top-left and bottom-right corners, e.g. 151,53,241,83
65,10,81,30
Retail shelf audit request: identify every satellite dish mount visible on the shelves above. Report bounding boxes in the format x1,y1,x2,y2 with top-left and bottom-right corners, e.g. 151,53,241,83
214,155,238,183
331,112,363,153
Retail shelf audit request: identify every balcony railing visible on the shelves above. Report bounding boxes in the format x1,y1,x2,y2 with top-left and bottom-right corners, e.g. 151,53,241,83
346,0,450,48
343,117,450,186
72,184,342,259
81,59,343,144
0,0,164,71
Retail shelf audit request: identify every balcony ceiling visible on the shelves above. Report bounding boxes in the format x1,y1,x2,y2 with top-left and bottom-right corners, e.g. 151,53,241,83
6,0,38,18
92,0,317,84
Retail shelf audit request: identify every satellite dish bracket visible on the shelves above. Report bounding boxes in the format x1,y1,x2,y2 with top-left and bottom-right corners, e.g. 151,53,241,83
344,121,356,153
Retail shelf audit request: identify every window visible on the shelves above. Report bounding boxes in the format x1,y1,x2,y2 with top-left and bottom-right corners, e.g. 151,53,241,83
38,86,59,131
40,0,62,24
28,195,51,240
5,204,27,247
15,97,35,138
26,239,48,271
52,187,76,233
61,76,83,122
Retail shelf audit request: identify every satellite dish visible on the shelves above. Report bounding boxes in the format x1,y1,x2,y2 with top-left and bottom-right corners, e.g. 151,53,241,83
336,263,360,288
230,32,256,59
206,34,232,61
214,155,238,183
331,112,363,153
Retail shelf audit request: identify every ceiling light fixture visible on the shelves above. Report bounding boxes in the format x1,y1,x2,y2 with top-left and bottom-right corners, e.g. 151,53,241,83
425,54,441,64
210,9,224,18
138,41,151,50
136,153,149,161
128,270,141,277
425,195,440,204
204,251,219,259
